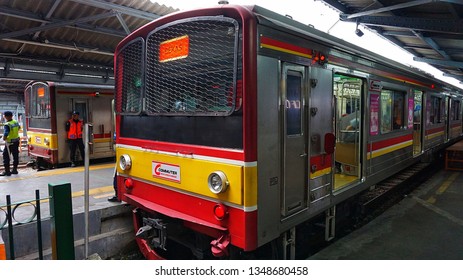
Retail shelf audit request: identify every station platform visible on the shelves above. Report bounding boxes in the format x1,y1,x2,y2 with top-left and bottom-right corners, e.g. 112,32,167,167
310,166,463,259
0,162,119,219
0,162,136,260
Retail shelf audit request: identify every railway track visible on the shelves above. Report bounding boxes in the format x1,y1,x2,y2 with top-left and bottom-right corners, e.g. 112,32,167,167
359,162,436,215
305,159,442,259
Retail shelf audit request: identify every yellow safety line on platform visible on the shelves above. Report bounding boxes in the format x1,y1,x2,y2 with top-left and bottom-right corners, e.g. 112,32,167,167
71,186,114,198
0,163,115,183
427,172,459,204
93,192,115,199
0,186,115,211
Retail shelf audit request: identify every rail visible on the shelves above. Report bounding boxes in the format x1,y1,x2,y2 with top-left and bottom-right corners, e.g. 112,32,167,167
0,190,45,260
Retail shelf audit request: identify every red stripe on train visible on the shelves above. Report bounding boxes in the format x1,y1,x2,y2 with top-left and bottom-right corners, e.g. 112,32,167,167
368,134,413,152
118,138,245,161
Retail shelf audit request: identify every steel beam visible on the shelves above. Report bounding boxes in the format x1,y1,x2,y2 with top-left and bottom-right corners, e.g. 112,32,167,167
413,57,463,68
69,0,164,20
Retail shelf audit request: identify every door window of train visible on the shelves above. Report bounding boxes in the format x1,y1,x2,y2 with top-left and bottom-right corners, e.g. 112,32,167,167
30,84,51,118
380,89,405,133
429,96,442,124
451,100,460,120
286,71,302,136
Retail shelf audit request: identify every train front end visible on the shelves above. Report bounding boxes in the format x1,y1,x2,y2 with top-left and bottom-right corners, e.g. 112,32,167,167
25,82,58,168
114,6,257,259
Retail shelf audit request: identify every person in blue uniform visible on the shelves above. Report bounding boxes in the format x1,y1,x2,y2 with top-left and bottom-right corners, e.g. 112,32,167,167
0,111,21,176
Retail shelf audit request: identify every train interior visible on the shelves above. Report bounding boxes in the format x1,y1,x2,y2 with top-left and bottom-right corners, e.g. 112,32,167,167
334,74,363,190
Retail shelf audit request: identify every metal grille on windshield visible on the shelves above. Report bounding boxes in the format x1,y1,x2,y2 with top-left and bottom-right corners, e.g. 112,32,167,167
115,38,144,114
145,17,240,116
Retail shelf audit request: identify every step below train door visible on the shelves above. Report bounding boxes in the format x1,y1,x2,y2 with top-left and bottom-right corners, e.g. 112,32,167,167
281,63,308,217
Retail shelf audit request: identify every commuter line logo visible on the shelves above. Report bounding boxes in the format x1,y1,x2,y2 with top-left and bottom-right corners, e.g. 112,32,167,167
152,161,181,182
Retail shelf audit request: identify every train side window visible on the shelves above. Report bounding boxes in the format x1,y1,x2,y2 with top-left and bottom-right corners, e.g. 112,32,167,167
452,100,461,120
380,89,405,133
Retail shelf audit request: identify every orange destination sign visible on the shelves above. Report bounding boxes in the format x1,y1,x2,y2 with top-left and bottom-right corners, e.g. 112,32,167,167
37,87,45,97
159,35,189,62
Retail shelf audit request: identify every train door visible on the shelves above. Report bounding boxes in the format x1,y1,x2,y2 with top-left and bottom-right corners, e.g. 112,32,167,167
72,99,90,159
281,63,308,217
413,91,423,156
333,74,363,190
445,96,450,142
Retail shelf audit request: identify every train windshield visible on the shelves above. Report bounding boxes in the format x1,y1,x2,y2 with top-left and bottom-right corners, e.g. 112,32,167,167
26,82,51,129
116,17,242,116
115,16,243,149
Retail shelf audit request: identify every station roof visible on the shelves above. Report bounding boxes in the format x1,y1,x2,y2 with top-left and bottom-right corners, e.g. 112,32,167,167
1,0,462,95
0,0,177,94
320,0,463,88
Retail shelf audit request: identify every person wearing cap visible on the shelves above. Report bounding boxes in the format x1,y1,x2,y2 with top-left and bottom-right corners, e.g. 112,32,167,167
0,111,21,176
65,111,85,167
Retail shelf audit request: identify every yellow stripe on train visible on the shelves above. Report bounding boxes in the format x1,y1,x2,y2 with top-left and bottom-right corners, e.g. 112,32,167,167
367,140,413,160
117,147,257,208
27,131,58,149
425,131,444,140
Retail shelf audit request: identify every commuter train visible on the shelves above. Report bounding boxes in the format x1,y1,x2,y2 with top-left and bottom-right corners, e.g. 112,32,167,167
113,4,463,259
24,81,116,169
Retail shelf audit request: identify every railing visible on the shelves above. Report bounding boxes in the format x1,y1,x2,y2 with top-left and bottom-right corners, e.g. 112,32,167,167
0,183,75,260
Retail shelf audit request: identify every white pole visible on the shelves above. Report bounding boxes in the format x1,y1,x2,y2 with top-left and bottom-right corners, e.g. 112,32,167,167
83,123,91,259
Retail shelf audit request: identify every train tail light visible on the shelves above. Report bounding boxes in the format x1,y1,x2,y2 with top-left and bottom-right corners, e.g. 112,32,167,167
124,178,134,189
213,204,228,220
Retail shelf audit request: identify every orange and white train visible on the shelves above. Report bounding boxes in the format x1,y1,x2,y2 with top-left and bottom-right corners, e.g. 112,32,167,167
113,4,463,259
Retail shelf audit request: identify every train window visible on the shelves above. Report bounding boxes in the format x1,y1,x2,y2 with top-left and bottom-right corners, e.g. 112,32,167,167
144,17,241,116
451,100,460,120
115,38,144,114
286,72,302,136
30,83,51,119
429,96,442,124
380,89,405,133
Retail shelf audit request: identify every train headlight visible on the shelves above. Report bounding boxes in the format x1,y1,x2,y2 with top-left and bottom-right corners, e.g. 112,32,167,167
119,154,132,171
208,171,229,194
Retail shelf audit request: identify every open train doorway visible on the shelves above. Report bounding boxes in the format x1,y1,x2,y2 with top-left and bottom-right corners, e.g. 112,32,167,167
334,74,363,190
413,91,423,156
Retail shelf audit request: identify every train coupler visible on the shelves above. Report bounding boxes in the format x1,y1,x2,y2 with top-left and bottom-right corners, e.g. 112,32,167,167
210,234,230,257
136,217,167,250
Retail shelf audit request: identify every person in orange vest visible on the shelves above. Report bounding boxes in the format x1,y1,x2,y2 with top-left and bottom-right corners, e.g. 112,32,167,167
65,111,85,167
